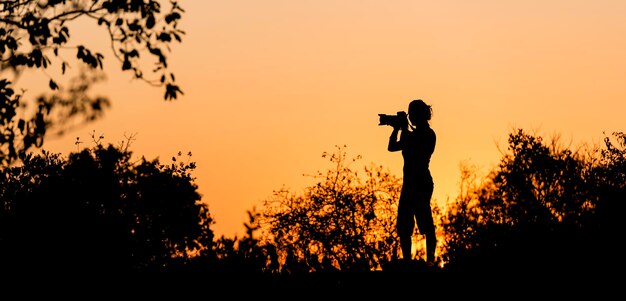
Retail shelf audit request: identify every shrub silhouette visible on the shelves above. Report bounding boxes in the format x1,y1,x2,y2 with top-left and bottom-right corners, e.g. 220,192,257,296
441,129,625,276
2,128,622,284
259,145,414,273
181,208,280,275
0,140,214,274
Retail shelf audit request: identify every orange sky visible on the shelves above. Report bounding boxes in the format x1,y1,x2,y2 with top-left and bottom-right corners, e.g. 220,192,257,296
22,0,626,238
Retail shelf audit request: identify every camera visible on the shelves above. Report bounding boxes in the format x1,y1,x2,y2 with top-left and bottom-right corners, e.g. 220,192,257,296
378,111,408,128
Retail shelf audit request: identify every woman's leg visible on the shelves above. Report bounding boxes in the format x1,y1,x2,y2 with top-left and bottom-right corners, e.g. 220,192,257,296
416,181,436,263
397,185,416,261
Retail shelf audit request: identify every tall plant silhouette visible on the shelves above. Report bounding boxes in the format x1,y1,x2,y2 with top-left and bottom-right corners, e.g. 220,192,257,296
259,145,410,273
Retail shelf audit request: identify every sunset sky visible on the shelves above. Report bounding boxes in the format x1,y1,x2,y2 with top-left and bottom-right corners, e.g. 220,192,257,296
22,0,626,238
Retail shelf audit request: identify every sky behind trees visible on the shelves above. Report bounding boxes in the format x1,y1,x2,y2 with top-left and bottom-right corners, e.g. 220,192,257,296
21,0,626,237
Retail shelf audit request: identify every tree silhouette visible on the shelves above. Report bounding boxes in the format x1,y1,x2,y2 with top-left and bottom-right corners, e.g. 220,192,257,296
259,145,413,273
0,0,185,166
589,131,625,266
0,138,213,274
440,128,625,277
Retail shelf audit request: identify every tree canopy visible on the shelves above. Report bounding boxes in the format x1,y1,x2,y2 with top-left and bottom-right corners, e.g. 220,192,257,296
0,0,185,166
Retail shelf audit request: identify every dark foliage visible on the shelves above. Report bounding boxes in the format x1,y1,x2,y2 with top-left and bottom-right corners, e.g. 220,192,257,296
259,145,409,273
0,139,213,274
1,128,622,294
0,0,185,166
441,129,625,276
177,209,280,276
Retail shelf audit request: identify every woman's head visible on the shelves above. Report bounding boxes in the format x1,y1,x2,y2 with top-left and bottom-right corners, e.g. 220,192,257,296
408,99,432,124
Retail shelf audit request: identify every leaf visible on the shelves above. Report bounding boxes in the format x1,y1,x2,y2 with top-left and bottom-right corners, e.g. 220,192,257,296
17,119,25,133
165,12,181,24
96,53,104,69
146,14,155,29
164,83,183,100
49,79,58,90
77,45,85,59
122,60,131,70
157,33,171,42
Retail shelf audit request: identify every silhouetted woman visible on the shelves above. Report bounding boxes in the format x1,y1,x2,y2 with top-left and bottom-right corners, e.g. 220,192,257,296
387,99,437,264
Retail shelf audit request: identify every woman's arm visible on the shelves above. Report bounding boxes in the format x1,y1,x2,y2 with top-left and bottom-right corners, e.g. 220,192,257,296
387,127,402,152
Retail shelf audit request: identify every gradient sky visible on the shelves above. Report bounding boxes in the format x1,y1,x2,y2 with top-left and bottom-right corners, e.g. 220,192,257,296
23,0,626,238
